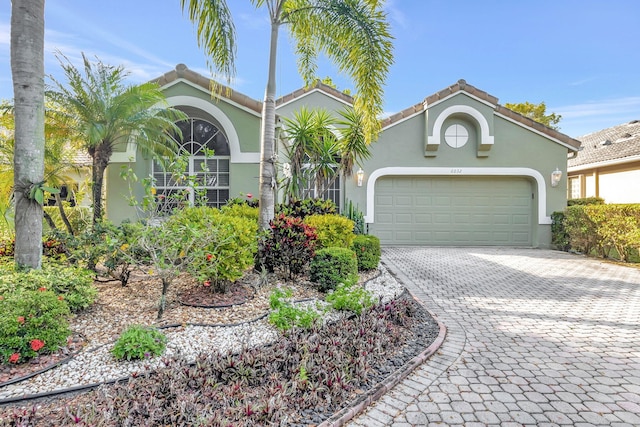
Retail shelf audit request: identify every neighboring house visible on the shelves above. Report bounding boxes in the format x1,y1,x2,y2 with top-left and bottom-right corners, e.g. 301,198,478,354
567,120,640,203
105,65,581,248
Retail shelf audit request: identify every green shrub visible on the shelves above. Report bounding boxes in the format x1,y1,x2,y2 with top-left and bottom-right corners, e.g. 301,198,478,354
551,211,570,252
166,206,258,291
351,234,381,271
326,283,375,315
268,288,320,331
564,204,640,262
0,289,71,364
342,200,365,235
277,198,337,219
257,214,317,278
304,214,355,249
111,325,167,361
0,262,97,312
310,247,358,292
568,197,605,206
220,203,259,222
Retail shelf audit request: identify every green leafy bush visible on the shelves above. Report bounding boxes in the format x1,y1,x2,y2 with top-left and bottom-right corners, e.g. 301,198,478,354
326,283,375,315
0,262,96,312
310,247,358,292
277,198,337,219
268,288,320,331
0,289,71,364
165,206,258,291
257,214,317,278
351,234,381,271
567,197,605,206
111,325,167,361
551,211,570,252
220,203,259,222
563,204,640,262
304,214,355,249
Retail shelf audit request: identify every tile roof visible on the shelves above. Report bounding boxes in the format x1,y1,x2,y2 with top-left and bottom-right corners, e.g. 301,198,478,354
569,120,640,168
152,67,581,151
381,79,582,150
152,64,353,114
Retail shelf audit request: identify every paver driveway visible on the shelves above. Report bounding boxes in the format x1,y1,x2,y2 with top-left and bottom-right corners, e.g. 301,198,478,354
347,247,640,427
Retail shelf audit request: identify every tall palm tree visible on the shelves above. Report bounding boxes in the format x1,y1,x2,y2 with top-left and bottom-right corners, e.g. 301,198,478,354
181,0,393,230
47,54,188,226
11,0,46,269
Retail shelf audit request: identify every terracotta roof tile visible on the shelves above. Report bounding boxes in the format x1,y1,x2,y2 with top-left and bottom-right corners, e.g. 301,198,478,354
383,79,580,150
569,120,640,168
151,64,262,114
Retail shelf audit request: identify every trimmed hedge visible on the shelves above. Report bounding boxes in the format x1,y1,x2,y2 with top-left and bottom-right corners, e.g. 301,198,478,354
558,204,640,262
351,234,381,271
310,247,358,292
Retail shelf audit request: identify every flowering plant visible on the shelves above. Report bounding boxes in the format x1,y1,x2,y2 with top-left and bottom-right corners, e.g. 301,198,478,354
8,353,20,364
30,339,45,352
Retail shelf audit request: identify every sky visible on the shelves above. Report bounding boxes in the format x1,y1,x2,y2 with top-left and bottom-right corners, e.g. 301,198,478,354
1,0,639,138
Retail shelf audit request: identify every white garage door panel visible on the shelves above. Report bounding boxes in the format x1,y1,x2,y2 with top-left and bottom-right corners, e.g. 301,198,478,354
372,176,533,246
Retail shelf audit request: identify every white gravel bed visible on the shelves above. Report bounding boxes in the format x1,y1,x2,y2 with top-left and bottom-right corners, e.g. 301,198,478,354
0,265,403,401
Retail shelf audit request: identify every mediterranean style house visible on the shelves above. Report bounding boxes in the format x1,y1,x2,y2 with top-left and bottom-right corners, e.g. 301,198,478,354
104,64,581,248
568,120,640,203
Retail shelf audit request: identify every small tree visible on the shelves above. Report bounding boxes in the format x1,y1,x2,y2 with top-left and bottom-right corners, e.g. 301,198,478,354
504,101,562,130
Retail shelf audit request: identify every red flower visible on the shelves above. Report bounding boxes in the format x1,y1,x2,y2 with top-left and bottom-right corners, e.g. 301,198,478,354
38,287,47,292
246,193,253,199
8,353,20,364
30,339,45,352
203,280,211,287
17,316,25,324
206,254,213,261
58,295,64,301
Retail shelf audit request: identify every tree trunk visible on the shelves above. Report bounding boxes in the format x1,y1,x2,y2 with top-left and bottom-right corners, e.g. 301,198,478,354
258,20,280,231
55,192,75,235
91,145,111,226
43,208,57,231
157,276,170,320
11,0,46,270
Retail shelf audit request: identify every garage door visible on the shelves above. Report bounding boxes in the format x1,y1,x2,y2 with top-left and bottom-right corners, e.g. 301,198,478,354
371,176,533,246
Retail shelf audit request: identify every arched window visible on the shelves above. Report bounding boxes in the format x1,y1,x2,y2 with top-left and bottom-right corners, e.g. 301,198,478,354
152,118,230,213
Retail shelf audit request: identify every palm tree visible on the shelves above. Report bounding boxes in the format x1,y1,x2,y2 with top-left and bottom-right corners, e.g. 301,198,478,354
47,54,188,226
1,101,88,235
181,0,393,230
281,106,370,202
11,0,46,269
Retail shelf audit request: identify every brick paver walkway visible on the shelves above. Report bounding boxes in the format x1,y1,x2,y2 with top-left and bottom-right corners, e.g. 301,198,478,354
347,247,640,427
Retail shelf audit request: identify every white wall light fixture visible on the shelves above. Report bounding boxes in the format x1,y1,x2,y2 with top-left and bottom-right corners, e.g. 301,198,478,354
551,168,562,187
356,168,364,187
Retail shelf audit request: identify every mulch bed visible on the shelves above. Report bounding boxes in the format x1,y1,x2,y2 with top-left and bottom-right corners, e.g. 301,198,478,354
177,282,255,308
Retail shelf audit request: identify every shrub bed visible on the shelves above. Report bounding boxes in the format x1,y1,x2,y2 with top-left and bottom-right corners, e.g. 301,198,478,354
351,234,381,271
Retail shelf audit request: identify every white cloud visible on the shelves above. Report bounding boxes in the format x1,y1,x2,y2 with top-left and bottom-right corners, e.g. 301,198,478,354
0,23,9,46
384,0,408,30
554,97,640,119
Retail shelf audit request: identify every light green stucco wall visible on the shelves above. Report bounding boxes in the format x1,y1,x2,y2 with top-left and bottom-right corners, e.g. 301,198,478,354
343,93,570,248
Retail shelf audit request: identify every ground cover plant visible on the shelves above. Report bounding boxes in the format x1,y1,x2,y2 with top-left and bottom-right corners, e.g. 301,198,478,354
0,293,439,426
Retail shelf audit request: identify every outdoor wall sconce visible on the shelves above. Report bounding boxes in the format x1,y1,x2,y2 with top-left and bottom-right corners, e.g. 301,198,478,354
356,168,364,187
550,168,562,187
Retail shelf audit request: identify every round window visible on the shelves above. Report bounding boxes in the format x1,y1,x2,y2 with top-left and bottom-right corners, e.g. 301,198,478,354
444,124,469,148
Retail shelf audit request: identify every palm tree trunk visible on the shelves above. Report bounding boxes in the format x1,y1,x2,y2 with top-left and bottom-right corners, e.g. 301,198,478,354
91,148,110,226
11,0,45,269
55,192,75,235
258,20,280,231
43,209,57,231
